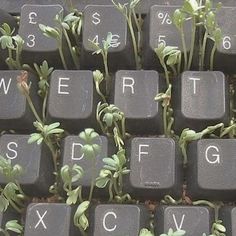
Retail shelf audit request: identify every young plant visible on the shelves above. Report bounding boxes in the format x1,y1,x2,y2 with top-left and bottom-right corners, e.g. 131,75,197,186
79,128,101,202
96,148,130,202
89,32,113,95
34,60,54,122
112,0,141,69
60,164,84,205
155,84,174,137
0,23,26,70
96,102,126,140
139,228,154,236
179,123,224,164
93,70,106,103
0,220,23,236
154,44,181,86
73,200,90,236
160,228,186,236
0,156,27,213
55,11,82,69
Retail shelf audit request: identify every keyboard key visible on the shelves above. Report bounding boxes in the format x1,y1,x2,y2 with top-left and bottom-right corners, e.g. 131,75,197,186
208,7,236,73
219,206,236,235
155,206,213,235
0,71,40,131
143,5,191,69
24,203,78,236
19,4,69,68
173,71,229,133
187,139,236,200
61,135,113,196
47,70,98,132
127,137,182,199
81,5,135,71
90,204,149,235
113,70,163,134
0,134,54,196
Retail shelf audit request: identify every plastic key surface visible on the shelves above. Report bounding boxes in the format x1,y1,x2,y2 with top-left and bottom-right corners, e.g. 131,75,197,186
187,139,236,200
173,71,229,133
155,206,213,235
90,204,149,236
47,70,98,133
113,70,163,134
0,71,40,131
127,137,182,199
61,135,113,197
19,4,69,68
143,5,191,69
0,135,54,196
81,5,135,71
24,203,79,236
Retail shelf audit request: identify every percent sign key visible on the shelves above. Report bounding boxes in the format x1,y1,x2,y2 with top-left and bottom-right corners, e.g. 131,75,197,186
150,6,191,51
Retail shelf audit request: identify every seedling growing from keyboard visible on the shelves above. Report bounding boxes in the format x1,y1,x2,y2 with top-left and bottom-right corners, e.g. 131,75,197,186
155,84,174,137
179,123,224,164
60,164,84,205
139,228,154,236
96,148,130,202
0,219,23,236
0,156,26,213
79,128,101,202
160,228,186,236
89,32,113,95
93,70,106,103
0,23,25,70
154,44,181,86
34,60,54,121
96,102,126,140
112,0,141,69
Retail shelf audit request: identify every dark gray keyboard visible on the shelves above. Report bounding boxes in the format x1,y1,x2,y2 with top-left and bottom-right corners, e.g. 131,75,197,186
0,0,235,235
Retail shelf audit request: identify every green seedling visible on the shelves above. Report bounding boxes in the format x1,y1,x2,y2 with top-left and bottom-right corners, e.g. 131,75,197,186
155,84,174,137
179,123,224,164
93,70,106,103
0,23,26,70
96,102,126,141
161,195,183,205
160,228,186,236
79,128,101,202
34,60,54,121
96,148,130,202
0,220,23,236
112,0,141,69
0,156,26,213
74,200,90,236
154,44,181,86
139,228,154,236
60,164,84,205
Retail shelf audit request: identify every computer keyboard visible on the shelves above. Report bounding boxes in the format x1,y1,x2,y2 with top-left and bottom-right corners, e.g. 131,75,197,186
0,0,235,235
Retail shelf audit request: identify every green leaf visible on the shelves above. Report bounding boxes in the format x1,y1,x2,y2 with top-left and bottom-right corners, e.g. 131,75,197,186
28,133,42,144
182,0,199,14
139,228,154,236
5,220,23,233
95,176,110,188
74,201,90,230
66,186,81,205
103,157,118,168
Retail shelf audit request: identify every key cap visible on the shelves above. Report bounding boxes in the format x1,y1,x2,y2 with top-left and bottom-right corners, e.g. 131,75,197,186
0,9,18,69
24,203,78,236
19,4,70,68
187,139,236,200
0,71,41,132
90,204,149,235
143,5,192,69
113,70,163,134
61,135,113,197
207,7,236,73
219,206,235,235
127,137,182,199
0,134,54,196
173,71,229,134
155,206,213,235
81,5,135,71
47,70,98,133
